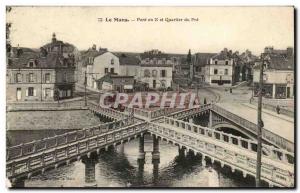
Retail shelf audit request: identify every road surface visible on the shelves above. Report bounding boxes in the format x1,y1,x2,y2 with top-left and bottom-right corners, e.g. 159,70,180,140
215,103,294,143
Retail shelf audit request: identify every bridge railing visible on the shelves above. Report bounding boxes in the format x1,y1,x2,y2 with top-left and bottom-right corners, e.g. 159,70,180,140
168,104,211,119
7,121,147,179
211,104,294,153
6,118,133,161
123,107,150,119
149,119,294,187
162,116,294,165
88,101,129,120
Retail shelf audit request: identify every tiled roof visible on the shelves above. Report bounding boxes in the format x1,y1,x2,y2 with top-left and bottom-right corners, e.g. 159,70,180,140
268,54,294,70
254,54,294,71
81,49,108,66
8,51,40,68
212,51,233,60
193,53,217,66
8,52,75,69
140,52,169,60
43,41,75,53
116,53,140,66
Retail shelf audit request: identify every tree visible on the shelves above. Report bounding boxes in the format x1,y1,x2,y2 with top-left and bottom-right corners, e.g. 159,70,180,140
187,49,192,64
6,7,12,54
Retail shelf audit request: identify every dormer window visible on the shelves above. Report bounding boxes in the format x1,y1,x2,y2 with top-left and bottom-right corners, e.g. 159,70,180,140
215,60,218,65
111,58,114,65
28,61,35,68
88,57,94,64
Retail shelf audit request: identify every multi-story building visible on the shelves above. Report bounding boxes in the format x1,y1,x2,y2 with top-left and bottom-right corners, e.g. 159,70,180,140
193,53,216,83
253,47,294,99
6,34,76,102
139,50,173,89
81,45,119,89
205,48,236,86
117,53,141,79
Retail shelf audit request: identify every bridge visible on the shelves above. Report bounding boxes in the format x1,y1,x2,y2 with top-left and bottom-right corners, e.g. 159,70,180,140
6,101,294,188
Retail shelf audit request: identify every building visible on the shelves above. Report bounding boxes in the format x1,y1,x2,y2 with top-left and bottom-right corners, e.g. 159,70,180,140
253,47,294,99
7,34,76,102
96,73,135,92
139,50,173,89
238,49,258,82
192,53,216,83
116,53,141,79
205,48,236,86
81,45,119,89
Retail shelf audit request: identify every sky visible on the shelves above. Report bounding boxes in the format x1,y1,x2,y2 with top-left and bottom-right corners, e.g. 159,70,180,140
7,6,294,55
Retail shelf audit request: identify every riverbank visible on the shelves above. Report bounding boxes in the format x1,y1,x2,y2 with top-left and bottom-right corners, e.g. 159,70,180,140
7,109,102,131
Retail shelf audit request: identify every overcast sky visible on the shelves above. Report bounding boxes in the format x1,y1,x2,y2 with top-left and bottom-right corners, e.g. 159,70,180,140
7,6,294,55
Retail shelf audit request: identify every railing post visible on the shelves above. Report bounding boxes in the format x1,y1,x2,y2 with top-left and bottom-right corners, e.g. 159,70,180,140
237,137,242,147
20,143,24,157
248,141,252,151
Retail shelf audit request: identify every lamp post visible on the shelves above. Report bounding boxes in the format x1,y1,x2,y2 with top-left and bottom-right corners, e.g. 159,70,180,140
256,54,264,187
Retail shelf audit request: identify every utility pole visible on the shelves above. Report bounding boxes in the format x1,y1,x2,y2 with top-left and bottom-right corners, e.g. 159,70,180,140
256,54,264,187
84,71,87,106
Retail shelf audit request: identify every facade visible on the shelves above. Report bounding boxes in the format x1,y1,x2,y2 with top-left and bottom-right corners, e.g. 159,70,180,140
7,34,76,102
139,64,173,89
117,53,141,79
82,46,119,89
96,74,135,92
140,50,173,89
253,47,294,99
193,53,216,83
205,48,236,86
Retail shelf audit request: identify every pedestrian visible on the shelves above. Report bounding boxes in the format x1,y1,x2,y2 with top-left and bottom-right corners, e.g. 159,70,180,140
276,105,280,114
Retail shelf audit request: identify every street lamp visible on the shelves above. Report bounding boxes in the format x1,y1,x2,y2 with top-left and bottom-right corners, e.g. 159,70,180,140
256,54,266,187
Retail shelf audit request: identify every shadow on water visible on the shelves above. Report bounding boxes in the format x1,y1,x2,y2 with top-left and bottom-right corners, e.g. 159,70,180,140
97,148,137,186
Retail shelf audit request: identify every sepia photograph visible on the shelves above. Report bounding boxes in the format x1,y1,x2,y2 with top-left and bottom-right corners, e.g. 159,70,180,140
5,6,295,188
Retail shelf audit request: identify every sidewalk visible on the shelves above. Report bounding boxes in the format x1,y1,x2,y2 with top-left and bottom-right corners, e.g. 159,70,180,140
242,103,294,123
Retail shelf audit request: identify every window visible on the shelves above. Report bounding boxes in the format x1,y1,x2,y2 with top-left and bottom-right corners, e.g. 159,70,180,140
63,72,67,82
29,73,34,82
225,61,229,65
105,68,109,74
144,69,150,77
161,70,166,77
215,60,218,65
110,68,114,74
88,57,94,64
45,88,51,98
225,69,228,75
214,69,218,75
152,70,158,77
16,73,22,83
29,61,34,67
28,87,34,96
45,73,51,83
111,59,114,65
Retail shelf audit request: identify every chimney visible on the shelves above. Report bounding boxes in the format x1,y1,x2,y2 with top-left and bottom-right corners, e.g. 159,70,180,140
92,44,96,50
40,47,48,57
16,44,23,57
52,33,57,43
287,47,293,58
